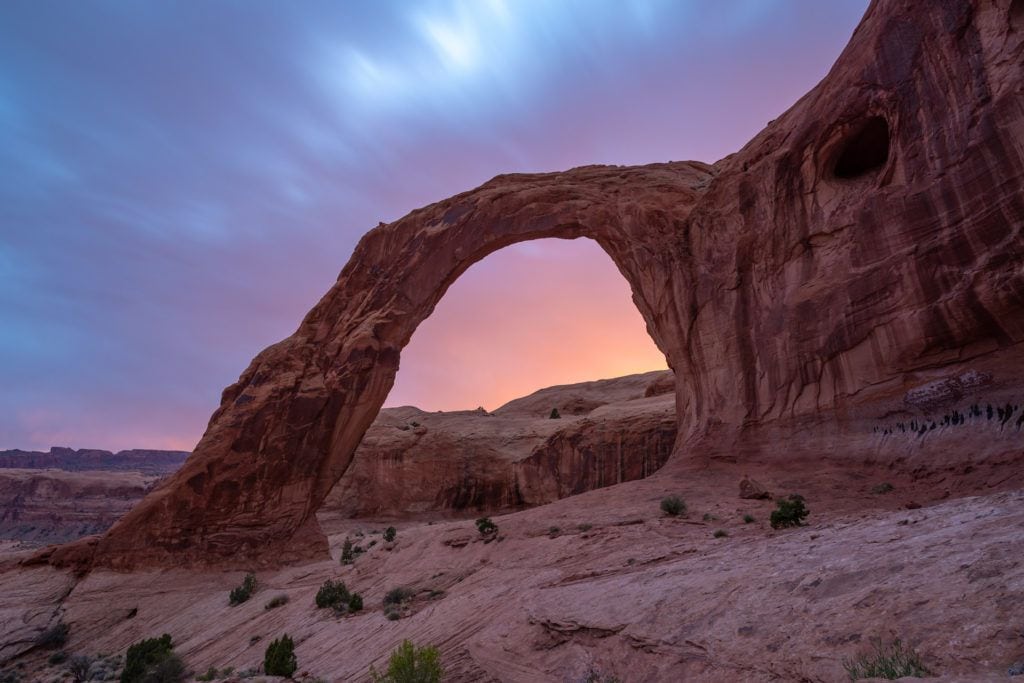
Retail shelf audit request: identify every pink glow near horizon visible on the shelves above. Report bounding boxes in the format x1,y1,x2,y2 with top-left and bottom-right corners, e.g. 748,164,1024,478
386,238,667,412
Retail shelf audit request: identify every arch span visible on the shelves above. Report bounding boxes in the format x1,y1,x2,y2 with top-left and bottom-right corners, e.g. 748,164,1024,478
60,162,715,569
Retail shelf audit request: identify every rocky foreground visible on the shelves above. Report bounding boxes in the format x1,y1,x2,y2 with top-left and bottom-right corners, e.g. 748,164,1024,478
2,431,1021,681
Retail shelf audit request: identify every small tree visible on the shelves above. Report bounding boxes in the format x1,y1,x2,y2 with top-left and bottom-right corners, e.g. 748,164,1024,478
68,655,93,683
370,640,443,683
770,494,809,529
264,635,297,677
229,573,257,605
348,593,364,612
383,526,397,543
549,408,560,419
341,538,356,565
660,496,686,517
475,517,498,536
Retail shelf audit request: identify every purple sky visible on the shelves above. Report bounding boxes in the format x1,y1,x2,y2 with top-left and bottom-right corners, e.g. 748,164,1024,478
0,1,869,452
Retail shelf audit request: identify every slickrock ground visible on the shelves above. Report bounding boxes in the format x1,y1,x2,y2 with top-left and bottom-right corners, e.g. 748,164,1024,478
2,433,1022,681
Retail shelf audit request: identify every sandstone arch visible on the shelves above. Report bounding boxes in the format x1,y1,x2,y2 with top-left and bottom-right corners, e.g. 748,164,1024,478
37,0,1024,570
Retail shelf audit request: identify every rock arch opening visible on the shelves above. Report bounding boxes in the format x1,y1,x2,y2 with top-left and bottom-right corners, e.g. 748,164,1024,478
321,237,674,519
54,162,712,570
832,116,890,179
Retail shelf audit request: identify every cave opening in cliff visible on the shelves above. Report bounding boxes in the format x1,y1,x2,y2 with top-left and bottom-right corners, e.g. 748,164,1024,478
833,116,890,179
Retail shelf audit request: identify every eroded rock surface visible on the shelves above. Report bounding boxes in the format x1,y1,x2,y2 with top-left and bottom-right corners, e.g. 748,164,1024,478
323,371,675,517
43,0,1024,570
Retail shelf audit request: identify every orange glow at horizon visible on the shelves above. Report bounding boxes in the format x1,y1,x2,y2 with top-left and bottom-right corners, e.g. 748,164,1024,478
384,237,668,412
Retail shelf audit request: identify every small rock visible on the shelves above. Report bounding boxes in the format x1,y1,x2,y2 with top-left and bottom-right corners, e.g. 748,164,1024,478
739,477,771,500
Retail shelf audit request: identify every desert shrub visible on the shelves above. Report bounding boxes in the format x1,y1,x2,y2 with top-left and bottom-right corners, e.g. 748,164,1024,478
229,573,257,605
549,408,561,419
475,517,498,535
348,593,364,612
36,621,69,649
770,494,809,529
660,496,686,517
842,637,931,680
0,670,17,683
264,594,289,610
577,523,593,532
370,640,443,683
548,526,560,536
871,482,894,495
341,538,356,565
713,529,728,538
145,654,184,683
263,635,297,677
315,579,350,609
48,651,68,665
383,526,397,543
66,655,92,683
702,513,718,522
581,669,621,683
742,514,755,524
383,587,414,607
120,634,174,683
196,667,219,682
385,609,400,621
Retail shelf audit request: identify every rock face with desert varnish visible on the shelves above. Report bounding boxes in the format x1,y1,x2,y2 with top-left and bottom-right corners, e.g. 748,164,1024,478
39,0,1024,570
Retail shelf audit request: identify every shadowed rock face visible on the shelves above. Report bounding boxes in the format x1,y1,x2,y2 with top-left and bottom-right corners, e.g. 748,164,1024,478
41,0,1024,570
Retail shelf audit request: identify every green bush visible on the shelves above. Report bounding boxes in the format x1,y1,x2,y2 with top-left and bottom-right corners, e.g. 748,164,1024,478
341,538,356,565
549,408,561,419
370,640,443,683
660,496,686,517
383,587,414,607
229,573,257,606
742,514,755,524
770,495,809,529
263,635,297,677
264,594,289,610
196,667,218,682
120,634,175,683
315,579,350,609
842,637,931,680
475,517,498,535
48,651,68,665
36,621,69,649
713,529,728,538
871,482,894,495
348,593,364,612
383,527,397,543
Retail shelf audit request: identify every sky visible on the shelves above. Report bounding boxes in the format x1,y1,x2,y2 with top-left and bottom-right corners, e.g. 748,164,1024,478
0,1,869,452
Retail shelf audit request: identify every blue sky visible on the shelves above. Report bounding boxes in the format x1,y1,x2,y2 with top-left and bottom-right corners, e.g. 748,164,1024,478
0,1,869,450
